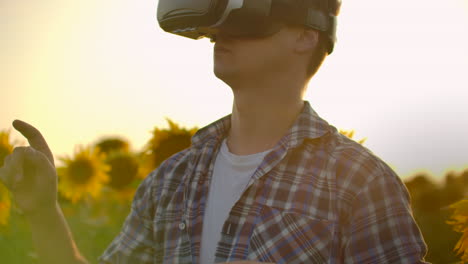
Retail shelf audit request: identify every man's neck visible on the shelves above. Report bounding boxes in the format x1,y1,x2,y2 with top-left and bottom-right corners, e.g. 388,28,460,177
227,85,305,156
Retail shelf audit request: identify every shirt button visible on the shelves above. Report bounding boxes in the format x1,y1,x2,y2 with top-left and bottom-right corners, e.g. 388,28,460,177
179,221,186,230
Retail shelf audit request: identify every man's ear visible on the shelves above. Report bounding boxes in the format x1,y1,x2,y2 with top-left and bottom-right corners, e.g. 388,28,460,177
295,29,319,54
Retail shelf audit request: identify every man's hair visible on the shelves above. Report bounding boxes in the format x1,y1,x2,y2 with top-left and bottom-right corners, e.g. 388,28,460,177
306,32,328,79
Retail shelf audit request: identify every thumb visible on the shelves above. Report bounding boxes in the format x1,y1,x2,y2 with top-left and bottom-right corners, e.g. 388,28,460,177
12,120,55,166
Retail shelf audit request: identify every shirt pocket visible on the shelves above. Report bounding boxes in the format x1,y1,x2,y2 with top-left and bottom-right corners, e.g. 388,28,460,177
247,206,334,264
153,214,192,263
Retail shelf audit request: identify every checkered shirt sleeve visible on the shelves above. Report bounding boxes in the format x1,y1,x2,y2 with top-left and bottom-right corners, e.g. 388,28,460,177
98,172,156,263
342,167,428,263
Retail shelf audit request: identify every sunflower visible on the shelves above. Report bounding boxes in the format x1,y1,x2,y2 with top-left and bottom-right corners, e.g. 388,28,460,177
57,146,109,203
86,151,140,223
0,130,14,227
0,182,11,227
94,137,138,189
339,129,367,145
95,137,130,156
0,130,14,167
144,119,197,171
447,199,468,262
105,151,140,190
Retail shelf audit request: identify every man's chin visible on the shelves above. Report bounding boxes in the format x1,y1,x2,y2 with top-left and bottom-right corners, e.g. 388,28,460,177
213,67,233,82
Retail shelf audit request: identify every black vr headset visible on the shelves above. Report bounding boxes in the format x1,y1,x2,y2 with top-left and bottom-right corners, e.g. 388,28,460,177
157,0,341,54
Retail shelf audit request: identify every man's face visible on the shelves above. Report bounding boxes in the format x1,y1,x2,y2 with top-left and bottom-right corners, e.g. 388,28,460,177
213,26,302,86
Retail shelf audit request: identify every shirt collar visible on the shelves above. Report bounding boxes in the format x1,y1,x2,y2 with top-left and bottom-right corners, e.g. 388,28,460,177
191,101,331,149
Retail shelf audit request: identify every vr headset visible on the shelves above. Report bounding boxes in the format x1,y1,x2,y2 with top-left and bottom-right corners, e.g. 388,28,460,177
157,0,341,54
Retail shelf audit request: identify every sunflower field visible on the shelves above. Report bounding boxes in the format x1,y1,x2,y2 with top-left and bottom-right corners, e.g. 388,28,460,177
0,120,197,263
0,124,467,263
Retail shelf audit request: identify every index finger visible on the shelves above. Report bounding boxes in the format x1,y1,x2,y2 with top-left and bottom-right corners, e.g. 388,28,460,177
12,120,55,166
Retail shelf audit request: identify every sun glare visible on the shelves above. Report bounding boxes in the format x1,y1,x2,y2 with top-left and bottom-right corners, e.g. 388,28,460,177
1,0,467,180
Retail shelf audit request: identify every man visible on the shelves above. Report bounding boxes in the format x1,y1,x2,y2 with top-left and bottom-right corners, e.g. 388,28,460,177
0,0,428,263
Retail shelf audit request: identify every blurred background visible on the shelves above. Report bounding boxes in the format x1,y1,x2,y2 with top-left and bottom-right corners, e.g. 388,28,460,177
1,0,468,263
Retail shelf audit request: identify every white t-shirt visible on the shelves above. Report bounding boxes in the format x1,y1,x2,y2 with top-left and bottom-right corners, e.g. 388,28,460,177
200,139,271,264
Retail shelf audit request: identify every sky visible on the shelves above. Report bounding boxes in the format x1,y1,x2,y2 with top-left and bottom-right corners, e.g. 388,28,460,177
1,0,468,182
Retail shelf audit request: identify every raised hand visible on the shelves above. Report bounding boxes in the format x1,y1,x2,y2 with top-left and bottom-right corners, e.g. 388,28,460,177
0,120,58,216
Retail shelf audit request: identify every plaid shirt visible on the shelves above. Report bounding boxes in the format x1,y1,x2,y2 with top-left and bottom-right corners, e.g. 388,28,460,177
99,101,428,264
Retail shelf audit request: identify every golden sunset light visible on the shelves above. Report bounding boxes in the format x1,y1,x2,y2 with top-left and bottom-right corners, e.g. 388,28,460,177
1,0,467,181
